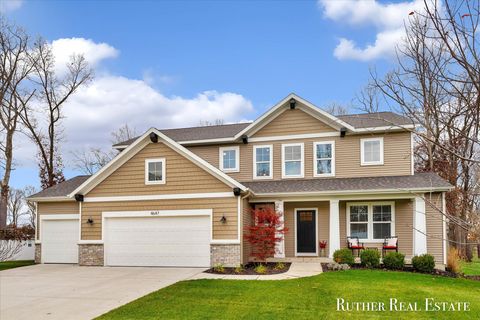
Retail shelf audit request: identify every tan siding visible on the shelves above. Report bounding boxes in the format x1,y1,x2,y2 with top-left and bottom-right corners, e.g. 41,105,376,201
425,192,444,263
36,201,79,240
81,197,238,240
241,198,252,264
188,132,412,181
88,142,231,197
340,199,414,258
253,108,336,137
284,201,329,257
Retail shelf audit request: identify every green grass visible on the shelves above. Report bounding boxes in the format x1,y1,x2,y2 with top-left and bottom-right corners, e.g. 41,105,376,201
461,257,480,275
97,270,480,320
0,260,35,271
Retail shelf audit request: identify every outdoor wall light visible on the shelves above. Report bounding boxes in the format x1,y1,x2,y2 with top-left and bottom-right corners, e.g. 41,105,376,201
289,98,296,109
220,215,227,224
87,218,94,225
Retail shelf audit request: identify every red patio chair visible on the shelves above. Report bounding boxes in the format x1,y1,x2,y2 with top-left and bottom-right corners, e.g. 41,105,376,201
347,236,364,257
382,236,398,257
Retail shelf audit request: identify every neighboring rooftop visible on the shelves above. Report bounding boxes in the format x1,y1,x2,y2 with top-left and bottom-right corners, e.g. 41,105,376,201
113,111,414,148
28,175,91,199
242,172,452,195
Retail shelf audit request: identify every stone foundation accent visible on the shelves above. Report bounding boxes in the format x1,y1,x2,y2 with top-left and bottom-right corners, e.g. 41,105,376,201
79,244,104,266
35,244,41,264
210,244,241,267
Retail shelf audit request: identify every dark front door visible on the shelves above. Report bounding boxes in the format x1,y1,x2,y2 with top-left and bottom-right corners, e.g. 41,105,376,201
296,210,316,254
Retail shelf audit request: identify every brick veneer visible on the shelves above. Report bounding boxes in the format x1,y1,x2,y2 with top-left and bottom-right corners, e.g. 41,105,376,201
79,244,104,266
210,244,241,267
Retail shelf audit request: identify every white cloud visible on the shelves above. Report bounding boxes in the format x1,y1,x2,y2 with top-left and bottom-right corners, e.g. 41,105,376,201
0,0,23,13
50,38,119,74
318,0,428,61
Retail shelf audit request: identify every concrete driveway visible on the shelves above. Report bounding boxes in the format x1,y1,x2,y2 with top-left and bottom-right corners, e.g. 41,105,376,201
0,264,205,320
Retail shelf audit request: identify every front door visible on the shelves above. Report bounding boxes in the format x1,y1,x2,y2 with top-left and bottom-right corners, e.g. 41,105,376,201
296,210,317,255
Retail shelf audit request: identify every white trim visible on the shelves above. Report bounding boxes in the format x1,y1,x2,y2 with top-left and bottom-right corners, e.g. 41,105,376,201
346,202,395,243
360,137,384,166
34,202,38,241
39,214,79,221
219,146,240,173
353,124,417,133
28,196,74,202
145,158,166,185
79,202,82,242
414,196,427,255
329,200,340,258
253,144,273,180
294,208,319,256
69,128,247,197
442,192,447,265
78,240,104,245
84,192,234,203
249,132,339,143
411,132,415,175
237,196,241,241
313,141,335,177
281,142,304,179
274,200,285,258
178,137,234,146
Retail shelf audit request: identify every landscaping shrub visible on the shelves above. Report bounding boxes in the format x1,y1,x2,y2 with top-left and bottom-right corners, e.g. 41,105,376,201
254,264,267,274
412,254,435,273
274,262,286,270
234,265,244,274
447,248,461,274
360,249,380,268
382,252,405,270
327,262,350,271
213,264,225,273
333,249,355,266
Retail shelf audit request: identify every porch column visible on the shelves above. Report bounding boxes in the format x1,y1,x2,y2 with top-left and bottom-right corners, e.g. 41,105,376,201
414,196,427,255
274,200,285,258
329,199,340,258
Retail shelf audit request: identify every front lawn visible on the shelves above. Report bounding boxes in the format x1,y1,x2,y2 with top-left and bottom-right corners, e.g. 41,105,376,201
0,260,35,271
98,270,480,319
461,257,480,275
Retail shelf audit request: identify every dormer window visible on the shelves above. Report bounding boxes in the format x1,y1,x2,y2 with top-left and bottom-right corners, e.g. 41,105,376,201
219,146,239,172
145,158,166,184
361,137,384,166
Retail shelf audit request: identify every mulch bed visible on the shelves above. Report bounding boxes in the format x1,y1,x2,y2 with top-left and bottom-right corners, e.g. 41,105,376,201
205,262,291,275
321,263,479,281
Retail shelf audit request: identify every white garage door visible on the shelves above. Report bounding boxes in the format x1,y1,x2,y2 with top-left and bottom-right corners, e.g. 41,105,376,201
42,219,79,264
104,215,211,267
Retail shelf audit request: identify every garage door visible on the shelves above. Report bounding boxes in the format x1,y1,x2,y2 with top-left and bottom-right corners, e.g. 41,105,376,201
104,215,211,267
42,219,79,263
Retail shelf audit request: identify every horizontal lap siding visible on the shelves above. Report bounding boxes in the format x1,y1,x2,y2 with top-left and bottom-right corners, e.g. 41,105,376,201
284,201,329,257
188,134,412,181
81,198,238,240
88,142,231,197
36,202,79,240
242,198,252,264
425,193,444,263
340,199,413,258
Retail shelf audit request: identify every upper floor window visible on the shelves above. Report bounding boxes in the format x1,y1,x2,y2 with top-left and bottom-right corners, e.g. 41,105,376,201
314,141,335,177
347,202,395,242
282,143,304,178
361,137,384,166
145,158,166,184
253,145,273,179
219,146,239,172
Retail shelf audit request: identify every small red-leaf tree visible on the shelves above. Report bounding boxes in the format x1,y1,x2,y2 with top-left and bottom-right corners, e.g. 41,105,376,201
244,206,288,263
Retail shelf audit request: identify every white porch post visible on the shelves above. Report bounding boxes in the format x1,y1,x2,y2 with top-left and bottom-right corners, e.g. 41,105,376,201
414,196,427,255
274,200,285,258
329,199,340,258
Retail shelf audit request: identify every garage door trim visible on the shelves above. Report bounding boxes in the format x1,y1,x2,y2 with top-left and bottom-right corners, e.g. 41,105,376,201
39,214,80,264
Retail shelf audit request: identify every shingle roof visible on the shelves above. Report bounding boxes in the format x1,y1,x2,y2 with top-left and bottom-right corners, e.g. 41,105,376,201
113,111,414,148
28,175,91,199
242,172,452,194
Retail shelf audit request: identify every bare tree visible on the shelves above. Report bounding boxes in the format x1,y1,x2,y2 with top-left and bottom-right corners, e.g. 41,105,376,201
0,18,34,229
110,123,138,144
353,81,380,113
323,102,349,116
19,39,93,189
198,119,224,127
7,188,23,227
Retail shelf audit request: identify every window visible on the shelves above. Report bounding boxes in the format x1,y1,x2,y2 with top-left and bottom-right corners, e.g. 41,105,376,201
361,137,384,166
253,145,273,179
347,202,394,241
219,146,239,172
282,143,304,178
314,141,335,177
145,158,166,184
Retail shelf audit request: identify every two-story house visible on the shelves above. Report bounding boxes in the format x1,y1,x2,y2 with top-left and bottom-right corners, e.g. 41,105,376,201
28,93,452,269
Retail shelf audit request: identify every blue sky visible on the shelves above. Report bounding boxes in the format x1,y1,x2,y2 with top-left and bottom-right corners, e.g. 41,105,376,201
3,0,421,189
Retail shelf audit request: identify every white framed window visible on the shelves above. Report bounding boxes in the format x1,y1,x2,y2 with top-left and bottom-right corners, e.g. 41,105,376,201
219,146,239,172
346,202,395,242
253,145,273,179
313,141,335,177
281,143,304,178
360,137,384,166
145,158,166,185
